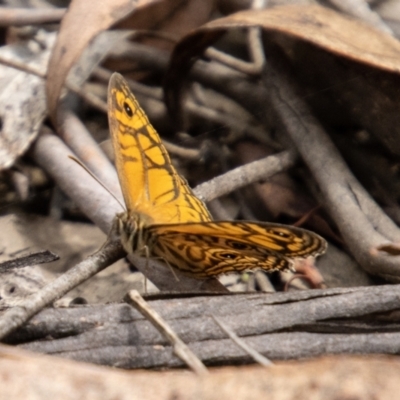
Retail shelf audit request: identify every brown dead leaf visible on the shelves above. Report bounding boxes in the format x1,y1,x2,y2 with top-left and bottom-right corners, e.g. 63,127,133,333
165,4,400,122
46,0,159,124
207,4,400,72
117,0,215,51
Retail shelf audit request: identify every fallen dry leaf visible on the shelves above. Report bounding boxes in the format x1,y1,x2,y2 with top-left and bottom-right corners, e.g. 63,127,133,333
46,0,160,123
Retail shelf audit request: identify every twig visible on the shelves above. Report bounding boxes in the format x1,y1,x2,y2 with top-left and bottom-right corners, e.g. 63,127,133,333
0,7,65,26
125,290,208,375
59,109,122,201
15,284,400,367
0,240,123,340
31,127,121,234
211,314,273,367
0,251,59,273
163,139,201,161
193,150,296,202
205,0,265,76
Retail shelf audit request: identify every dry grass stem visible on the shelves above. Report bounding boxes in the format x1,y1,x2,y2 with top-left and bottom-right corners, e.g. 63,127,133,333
126,290,208,375
211,314,273,367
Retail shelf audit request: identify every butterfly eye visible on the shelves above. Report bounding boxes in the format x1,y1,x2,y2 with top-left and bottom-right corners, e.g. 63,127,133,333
123,102,133,117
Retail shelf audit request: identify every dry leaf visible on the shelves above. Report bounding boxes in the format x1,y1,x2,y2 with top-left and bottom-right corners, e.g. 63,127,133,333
117,0,216,51
0,30,55,170
46,0,160,123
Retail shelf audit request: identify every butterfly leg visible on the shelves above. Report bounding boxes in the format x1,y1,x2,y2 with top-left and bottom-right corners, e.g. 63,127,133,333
98,216,121,251
142,245,151,294
163,258,180,282
148,253,180,282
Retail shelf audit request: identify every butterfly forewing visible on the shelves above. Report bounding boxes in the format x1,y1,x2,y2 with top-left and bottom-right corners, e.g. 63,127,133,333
108,73,211,224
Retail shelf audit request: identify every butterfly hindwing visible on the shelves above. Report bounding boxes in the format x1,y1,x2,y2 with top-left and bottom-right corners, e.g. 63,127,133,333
146,221,327,278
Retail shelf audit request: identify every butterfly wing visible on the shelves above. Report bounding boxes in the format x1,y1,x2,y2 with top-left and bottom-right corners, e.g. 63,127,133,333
108,73,211,224
146,221,327,278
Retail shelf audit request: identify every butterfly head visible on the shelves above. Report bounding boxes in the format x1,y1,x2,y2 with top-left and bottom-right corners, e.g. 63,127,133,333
115,211,154,256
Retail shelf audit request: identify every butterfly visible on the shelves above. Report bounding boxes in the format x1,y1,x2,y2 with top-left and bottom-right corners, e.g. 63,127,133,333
107,73,327,279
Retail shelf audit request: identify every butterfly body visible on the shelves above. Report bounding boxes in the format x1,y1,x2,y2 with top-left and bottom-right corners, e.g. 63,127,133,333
108,73,327,279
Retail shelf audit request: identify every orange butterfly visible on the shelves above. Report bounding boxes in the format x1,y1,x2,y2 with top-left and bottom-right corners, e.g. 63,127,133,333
108,73,326,278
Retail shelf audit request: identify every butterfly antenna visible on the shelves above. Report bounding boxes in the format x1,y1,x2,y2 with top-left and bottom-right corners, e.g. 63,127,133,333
68,155,126,211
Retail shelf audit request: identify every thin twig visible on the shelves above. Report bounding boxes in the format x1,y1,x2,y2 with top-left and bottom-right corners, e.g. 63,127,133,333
125,290,208,375
194,150,296,202
59,109,122,201
205,1,265,77
0,251,59,273
0,7,65,26
211,314,273,367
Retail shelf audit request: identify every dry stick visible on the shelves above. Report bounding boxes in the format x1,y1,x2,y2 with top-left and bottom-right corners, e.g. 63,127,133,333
17,284,400,366
0,240,123,340
163,140,201,161
59,109,123,202
263,46,400,280
15,284,400,347
205,27,264,76
0,251,59,273
33,127,121,234
0,7,65,26
211,315,273,367
193,150,296,202
205,0,265,77
125,290,208,375
49,331,400,368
